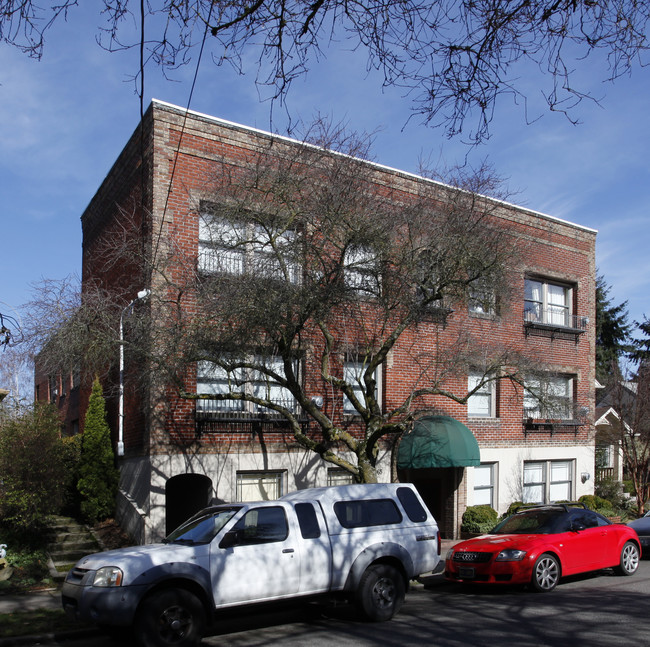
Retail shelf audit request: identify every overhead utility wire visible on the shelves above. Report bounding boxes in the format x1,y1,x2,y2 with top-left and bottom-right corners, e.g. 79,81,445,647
151,4,216,270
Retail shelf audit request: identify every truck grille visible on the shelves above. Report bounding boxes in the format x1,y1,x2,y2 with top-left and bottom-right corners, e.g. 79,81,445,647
66,567,90,584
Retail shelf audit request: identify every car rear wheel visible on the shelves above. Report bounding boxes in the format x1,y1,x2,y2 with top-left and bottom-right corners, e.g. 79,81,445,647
135,588,206,647
531,553,560,593
615,541,640,576
356,564,406,622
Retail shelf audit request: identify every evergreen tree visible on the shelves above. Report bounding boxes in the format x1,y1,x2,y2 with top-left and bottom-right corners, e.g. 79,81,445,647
77,378,119,524
595,274,631,383
629,317,650,367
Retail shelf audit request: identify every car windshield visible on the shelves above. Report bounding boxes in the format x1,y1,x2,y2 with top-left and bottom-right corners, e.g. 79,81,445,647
491,509,561,535
164,507,240,545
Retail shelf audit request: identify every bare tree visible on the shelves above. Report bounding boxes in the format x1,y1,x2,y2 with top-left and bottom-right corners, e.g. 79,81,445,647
26,123,574,483
3,1,649,141
133,123,542,483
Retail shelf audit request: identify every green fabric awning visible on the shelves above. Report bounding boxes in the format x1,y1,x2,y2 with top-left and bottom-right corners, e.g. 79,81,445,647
397,415,480,469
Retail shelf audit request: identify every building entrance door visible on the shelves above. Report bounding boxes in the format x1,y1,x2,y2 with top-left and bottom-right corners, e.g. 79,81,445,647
401,467,463,539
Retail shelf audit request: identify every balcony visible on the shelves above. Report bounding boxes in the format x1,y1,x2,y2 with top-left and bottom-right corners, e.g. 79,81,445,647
523,307,588,343
195,397,304,435
523,405,587,436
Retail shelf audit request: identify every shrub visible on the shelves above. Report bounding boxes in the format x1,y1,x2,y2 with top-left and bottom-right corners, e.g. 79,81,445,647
461,505,498,534
502,501,524,519
0,403,68,545
77,379,119,524
578,494,612,511
595,478,625,508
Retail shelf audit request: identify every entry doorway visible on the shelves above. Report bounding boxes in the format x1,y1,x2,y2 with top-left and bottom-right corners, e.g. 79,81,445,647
165,473,213,536
399,467,463,539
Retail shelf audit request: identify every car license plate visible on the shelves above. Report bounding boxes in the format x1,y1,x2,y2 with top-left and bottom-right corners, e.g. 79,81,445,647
458,567,475,579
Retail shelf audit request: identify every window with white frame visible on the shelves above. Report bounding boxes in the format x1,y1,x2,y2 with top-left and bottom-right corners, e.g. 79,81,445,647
327,469,355,486
596,444,613,469
198,213,300,282
468,279,496,316
236,471,284,501
468,372,497,418
523,460,573,504
343,358,381,414
196,356,298,415
344,246,381,296
473,463,496,507
524,278,572,326
524,375,574,420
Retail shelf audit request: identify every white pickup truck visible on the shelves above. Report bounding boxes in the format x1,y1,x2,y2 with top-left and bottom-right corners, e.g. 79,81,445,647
62,483,440,647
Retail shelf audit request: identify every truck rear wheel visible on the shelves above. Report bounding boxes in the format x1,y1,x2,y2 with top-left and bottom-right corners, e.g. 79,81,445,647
356,564,406,622
135,588,206,647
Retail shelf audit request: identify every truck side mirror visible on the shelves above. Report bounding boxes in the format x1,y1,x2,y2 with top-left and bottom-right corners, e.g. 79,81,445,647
219,529,241,549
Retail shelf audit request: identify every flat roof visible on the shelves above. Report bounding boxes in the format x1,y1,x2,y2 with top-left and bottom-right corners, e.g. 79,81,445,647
151,98,598,236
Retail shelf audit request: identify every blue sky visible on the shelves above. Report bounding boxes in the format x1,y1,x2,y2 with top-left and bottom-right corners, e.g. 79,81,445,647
1,5,648,338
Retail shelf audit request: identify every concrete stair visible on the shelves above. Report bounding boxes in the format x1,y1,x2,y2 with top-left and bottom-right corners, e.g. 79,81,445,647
46,516,101,581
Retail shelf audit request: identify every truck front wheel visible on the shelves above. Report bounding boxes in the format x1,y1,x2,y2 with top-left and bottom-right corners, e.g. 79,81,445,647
356,564,406,622
135,588,206,647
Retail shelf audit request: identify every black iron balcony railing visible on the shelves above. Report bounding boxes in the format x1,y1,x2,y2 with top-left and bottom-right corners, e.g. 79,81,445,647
194,397,305,436
523,405,586,436
524,306,588,342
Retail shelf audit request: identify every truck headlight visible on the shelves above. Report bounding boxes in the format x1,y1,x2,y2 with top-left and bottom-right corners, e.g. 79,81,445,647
495,549,527,561
93,566,123,587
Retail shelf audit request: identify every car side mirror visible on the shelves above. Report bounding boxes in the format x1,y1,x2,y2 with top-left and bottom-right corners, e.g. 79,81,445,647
219,529,241,549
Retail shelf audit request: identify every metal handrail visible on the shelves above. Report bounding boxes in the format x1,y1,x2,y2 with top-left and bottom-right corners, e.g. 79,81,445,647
524,307,588,331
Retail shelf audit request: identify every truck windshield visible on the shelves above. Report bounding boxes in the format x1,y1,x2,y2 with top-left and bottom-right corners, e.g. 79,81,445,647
165,507,240,545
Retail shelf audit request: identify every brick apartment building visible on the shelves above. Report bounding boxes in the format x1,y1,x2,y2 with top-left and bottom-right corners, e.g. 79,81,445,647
36,100,597,543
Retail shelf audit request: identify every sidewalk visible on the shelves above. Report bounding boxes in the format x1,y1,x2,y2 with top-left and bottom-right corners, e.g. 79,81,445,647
0,588,62,614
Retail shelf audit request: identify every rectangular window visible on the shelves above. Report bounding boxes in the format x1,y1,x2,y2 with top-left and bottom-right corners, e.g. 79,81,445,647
327,469,355,486
249,356,297,413
196,356,298,415
295,502,322,539
468,279,496,316
198,215,245,274
232,506,288,543
473,463,496,507
523,460,573,504
48,375,58,403
199,214,299,282
343,358,381,414
468,373,496,418
523,462,545,504
197,360,246,413
236,471,284,501
524,278,572,327
524,375,574,420
344,246,381,296
334,499,402,528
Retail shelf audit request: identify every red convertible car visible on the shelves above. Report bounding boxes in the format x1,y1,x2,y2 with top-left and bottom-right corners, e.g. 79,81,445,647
445,503,641,592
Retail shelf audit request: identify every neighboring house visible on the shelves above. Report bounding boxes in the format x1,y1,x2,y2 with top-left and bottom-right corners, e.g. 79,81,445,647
35,100,596,542
595,379,638,483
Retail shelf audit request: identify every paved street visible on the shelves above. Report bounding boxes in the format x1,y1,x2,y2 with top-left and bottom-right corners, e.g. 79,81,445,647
23,561,650,647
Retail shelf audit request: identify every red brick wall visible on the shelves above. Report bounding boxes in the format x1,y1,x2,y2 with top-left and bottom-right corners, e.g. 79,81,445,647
70,101,596,459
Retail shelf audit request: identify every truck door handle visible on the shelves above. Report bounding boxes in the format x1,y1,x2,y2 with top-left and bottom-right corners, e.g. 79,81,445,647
282,548,295,554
